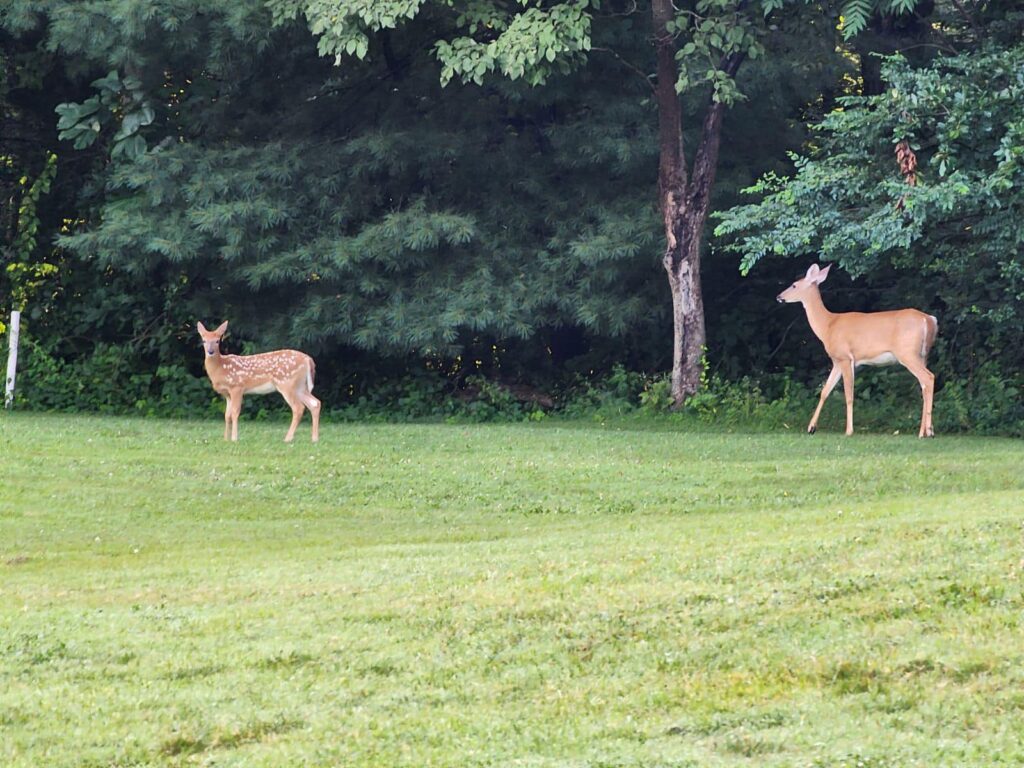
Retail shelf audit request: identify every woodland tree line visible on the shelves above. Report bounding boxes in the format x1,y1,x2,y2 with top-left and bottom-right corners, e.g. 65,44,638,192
1,1,1022,432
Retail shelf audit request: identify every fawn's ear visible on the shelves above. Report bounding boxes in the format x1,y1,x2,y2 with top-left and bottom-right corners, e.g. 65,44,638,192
197,321,208,335
214,321,229,337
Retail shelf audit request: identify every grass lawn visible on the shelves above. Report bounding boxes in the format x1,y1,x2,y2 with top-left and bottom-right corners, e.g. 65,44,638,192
1,412,1023,767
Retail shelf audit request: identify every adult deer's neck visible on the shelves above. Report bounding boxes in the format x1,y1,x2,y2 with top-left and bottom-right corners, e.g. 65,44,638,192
801,285,835,343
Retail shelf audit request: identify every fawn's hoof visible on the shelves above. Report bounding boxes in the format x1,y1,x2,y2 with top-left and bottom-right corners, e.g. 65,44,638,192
807,425,817,435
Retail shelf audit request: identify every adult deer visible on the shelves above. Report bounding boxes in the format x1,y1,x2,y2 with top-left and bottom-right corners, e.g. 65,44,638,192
777,264,938,437
196,321,320,442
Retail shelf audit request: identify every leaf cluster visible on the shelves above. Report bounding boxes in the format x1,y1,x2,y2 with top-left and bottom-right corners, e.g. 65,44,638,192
56,69,154,159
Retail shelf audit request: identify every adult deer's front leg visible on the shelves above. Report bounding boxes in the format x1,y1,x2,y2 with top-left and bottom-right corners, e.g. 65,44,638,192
807,364,842,434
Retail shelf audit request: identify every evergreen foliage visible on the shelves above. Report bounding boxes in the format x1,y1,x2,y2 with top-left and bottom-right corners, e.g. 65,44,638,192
56,38,668,356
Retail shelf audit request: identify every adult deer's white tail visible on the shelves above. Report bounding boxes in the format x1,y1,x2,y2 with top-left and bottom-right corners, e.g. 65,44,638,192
924,315,938,359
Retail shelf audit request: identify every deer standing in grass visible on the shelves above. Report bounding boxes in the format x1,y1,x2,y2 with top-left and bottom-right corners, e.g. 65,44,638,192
197,321,320,442
777,264,938,438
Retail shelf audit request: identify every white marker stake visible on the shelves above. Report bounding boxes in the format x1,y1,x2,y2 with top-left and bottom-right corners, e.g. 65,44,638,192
5,310,20,409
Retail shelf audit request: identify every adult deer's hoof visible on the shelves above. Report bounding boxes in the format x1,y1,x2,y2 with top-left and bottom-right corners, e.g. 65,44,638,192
807,425,817,435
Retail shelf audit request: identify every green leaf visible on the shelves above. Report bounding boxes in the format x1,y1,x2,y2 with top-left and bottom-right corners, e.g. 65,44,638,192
91,70,122,93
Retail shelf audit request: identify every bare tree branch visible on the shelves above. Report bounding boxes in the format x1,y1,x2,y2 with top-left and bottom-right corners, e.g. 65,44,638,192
948,0,981,36
590,47,656,94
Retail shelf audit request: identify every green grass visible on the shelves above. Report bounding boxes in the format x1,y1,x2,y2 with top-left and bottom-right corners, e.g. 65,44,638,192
2,412,1023,767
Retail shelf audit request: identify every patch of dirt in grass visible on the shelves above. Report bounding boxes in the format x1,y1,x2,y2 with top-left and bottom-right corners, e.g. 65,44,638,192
254,650,316,670
667,708,790,737
164,663,225,681
720,732,787,756
160,716,303,756
5,632,69,666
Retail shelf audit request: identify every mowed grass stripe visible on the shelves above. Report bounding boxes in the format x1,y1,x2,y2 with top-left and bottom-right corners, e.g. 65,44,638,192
1,413,1023,767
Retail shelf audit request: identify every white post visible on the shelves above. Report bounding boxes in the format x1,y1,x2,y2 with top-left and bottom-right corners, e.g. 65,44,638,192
5,310,20,409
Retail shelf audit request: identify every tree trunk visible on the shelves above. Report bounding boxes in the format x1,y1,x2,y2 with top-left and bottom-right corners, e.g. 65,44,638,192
652,0,742,406
665,225,706,400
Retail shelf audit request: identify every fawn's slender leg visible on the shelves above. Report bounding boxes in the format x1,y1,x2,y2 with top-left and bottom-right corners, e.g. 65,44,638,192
300,391,321,442
280,388,305,443
223,395,232,440
229,389,244,441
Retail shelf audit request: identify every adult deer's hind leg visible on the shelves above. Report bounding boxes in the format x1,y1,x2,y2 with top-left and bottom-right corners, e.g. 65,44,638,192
900,356,935,438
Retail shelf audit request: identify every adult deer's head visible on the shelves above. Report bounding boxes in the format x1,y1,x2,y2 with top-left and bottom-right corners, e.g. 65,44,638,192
777,264,831,304
197,321,229,357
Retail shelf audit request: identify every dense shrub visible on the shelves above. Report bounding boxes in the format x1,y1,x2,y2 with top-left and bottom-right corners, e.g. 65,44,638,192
9,330,1022,436
14,338,219,417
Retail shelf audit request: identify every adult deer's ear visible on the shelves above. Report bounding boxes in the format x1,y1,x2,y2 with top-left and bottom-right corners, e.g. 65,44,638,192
814,264,832,284
197,321,208,335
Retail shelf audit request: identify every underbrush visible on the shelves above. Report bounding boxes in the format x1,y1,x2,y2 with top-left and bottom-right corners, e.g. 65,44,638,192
10,337,1024,435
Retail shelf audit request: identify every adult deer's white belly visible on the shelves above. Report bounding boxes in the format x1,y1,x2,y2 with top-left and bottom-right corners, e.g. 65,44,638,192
245,382,277,395
857,352,897,367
